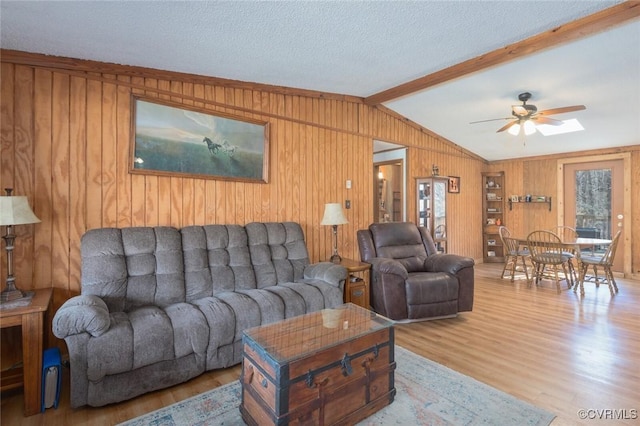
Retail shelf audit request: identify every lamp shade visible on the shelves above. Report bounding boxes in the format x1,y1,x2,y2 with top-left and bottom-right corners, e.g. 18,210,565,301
523,120,536,135
508,123,521,136
320,203,348,226
0,196,41,226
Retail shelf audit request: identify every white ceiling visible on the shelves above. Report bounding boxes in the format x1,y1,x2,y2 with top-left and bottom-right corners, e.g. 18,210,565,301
2,1,638,161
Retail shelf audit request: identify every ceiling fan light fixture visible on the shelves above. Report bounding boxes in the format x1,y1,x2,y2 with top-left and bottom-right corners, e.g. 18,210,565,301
523,120,536,135
508,123,521,136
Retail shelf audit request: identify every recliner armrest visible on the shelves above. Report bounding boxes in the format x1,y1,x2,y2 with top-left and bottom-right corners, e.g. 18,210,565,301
424,254,474,275
53,295,111,339
370,257,409,279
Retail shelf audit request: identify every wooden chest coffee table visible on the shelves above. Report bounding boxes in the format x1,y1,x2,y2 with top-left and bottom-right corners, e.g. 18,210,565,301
240,303,395,425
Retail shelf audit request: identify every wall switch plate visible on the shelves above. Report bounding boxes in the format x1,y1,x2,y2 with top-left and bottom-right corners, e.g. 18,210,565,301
346,180,352,189
345,200,351,209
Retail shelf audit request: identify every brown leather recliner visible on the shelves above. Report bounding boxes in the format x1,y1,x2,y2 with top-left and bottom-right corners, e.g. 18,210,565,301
357,222,474,321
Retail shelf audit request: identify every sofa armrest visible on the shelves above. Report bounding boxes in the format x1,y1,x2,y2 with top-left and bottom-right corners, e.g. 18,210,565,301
423,254,474,275
304,262,348,288
370,257,409,279
53,295,111,339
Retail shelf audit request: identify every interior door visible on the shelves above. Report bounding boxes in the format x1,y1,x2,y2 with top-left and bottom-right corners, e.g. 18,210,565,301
563,160,624,272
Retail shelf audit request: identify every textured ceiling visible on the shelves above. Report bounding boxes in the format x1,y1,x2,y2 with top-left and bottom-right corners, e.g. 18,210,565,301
1,1,638,161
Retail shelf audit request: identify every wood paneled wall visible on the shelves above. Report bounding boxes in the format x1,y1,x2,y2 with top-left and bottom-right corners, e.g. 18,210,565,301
1,51,639,365
0,51,486,309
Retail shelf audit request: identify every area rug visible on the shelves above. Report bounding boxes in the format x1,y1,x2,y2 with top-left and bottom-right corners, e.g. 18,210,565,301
120,346,555,426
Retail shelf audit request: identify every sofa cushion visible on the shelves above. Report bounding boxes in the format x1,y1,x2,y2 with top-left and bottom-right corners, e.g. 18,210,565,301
85,303,208,381
182,225,258,300
81,227,185,312
246,222,310,286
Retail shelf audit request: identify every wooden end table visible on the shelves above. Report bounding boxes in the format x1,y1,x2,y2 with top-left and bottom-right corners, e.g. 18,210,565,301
1,288,52,416
336,258,371,309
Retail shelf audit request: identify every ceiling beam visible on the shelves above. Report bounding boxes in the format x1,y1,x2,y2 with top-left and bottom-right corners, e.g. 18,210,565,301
364,1,640,106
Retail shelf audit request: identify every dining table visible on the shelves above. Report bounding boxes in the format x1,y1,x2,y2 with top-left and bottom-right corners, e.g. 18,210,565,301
515,236,612,249
514,235,613,288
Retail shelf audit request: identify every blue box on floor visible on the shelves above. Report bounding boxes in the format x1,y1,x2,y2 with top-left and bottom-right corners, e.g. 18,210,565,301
41,347,62,411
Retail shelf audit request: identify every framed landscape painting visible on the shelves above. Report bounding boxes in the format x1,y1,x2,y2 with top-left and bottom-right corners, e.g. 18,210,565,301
130,96,269,183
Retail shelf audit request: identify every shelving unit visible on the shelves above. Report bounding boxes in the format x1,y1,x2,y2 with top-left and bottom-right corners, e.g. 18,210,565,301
416,177,448,253
392,191,402,221
482,172,505,263
508,196,552,211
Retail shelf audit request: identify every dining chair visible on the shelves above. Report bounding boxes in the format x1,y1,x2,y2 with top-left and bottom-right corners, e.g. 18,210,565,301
551,225,578,241
550,225,579,287
575,230,621,296
434,224,446,238
527,230,573,294
498,226,530,282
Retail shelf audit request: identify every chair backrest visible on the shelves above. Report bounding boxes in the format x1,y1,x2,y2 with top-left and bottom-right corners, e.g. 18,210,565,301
498,226,511,249
527,230,565,264
356,222,436,271
498,226,511,240
502,237,521,256
599,230,622,266
550,226,577,242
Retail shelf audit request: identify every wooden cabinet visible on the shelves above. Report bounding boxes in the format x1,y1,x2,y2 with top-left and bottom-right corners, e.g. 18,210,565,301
416,177,448,253
0,289,52,416
482,172,505,263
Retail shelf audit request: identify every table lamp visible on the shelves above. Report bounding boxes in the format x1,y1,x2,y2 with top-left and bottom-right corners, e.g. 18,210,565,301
0,189,41,303
321,203,348,264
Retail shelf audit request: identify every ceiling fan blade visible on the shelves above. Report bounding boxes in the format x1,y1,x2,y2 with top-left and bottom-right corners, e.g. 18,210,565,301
469,117,512,124
532,116,563,126
496,120,519,133
537,105,586,116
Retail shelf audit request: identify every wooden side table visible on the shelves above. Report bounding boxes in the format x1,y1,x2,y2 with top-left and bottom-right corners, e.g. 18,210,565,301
337,258,371,309
0,288,52,416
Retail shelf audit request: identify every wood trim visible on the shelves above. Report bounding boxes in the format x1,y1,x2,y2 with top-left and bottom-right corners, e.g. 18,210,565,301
364,2,640,105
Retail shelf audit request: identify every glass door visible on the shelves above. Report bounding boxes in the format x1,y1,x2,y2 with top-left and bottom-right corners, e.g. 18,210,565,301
563,160,624,272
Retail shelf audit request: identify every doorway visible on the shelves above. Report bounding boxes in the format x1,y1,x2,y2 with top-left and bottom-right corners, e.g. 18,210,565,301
374,162,403,222
561,158,627,273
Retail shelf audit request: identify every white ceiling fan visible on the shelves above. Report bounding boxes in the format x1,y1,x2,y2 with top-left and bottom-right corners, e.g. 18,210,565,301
471,92,586,136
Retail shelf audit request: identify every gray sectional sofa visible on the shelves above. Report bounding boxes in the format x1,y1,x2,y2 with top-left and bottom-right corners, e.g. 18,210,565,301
52,222,347,408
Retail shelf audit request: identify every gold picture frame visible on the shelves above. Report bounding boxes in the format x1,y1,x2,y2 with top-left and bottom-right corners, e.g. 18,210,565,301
130,96,269,183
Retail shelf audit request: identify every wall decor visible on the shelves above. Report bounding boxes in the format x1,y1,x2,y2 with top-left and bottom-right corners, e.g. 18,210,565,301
448,176,460,193
130,96,269,183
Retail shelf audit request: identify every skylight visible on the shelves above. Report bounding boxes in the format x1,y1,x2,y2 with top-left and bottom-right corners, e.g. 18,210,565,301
536,119,585,136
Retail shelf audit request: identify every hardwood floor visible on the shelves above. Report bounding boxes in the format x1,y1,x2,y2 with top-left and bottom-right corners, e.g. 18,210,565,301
2,263,638,425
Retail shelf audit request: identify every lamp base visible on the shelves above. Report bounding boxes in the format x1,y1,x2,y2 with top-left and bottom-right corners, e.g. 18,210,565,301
1,287,25,302
0,290,34,309
330,254,342,264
